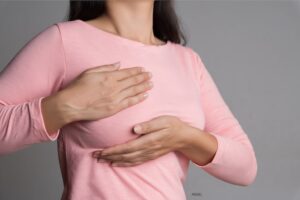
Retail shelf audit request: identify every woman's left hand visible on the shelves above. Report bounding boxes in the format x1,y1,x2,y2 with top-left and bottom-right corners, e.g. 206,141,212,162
91,115,193,167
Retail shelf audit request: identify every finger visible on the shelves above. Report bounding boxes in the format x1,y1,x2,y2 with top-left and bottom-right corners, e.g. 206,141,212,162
100,149,142,162
98,131,163,158
117,79,153,102
109,149,169,166
111,161,142,167
133,116,169,134
101,145,172,166
100,138,145,156
118,71,152,92
87,61,121,73
112,66,145,81
117,91,149,111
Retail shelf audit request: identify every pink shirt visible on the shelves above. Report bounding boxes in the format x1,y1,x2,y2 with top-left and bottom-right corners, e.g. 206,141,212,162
0,19,257,200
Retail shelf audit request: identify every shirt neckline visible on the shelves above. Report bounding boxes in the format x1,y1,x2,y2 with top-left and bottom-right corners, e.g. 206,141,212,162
75,19,171,50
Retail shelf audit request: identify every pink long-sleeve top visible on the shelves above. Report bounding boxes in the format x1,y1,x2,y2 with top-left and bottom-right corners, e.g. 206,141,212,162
0,19,257,200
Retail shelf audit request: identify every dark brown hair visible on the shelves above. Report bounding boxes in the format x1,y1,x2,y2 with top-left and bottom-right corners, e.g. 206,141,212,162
67,0,187,45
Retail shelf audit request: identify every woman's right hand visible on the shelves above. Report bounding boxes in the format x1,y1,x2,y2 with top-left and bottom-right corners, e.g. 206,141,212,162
56,62,153,123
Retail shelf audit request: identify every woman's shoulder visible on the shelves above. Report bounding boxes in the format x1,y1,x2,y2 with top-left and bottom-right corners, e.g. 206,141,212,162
27,20,79,46
55,19,80,29
170,42,203,65
54,19,83,37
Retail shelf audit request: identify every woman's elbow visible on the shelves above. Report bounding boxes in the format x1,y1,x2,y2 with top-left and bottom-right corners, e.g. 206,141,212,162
238,151,258,186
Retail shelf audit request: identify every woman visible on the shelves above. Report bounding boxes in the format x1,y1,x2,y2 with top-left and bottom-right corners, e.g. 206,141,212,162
0,0,257,199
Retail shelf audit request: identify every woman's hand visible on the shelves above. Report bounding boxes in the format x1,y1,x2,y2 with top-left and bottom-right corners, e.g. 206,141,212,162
91,115,193,167
55,62,153,123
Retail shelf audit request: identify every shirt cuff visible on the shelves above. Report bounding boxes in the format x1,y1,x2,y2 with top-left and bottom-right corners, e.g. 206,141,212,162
34,96,61,141
192,131,227,169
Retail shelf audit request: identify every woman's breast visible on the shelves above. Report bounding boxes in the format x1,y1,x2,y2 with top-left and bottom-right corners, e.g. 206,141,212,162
62,54,205,149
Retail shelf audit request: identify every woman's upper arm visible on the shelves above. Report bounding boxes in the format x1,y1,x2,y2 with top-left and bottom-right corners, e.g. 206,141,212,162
0,23,67,155
188,48,257,186
0,23,66,105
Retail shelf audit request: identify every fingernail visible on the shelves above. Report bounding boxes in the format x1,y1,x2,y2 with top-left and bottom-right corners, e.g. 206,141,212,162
134,125,142,133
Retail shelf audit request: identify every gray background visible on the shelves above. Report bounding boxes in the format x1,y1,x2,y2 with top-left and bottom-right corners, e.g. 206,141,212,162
0,1,299,200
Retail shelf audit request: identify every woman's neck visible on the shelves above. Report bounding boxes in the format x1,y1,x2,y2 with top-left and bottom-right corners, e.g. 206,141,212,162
90,0,165,46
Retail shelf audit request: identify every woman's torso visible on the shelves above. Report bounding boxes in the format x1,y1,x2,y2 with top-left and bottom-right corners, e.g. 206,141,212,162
57,19,205,200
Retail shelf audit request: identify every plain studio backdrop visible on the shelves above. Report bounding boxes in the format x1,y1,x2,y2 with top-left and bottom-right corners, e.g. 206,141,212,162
0,1,299,200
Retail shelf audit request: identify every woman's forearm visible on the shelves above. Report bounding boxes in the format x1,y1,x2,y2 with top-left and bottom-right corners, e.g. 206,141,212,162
177,127,218,166
177,126,257,186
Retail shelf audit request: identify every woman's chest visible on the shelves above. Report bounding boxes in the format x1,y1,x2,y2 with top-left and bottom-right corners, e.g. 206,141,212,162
62,47,205,149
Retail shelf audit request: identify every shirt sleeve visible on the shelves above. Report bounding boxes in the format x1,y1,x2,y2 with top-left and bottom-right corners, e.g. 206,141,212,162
0,23,66,155
189,49,257,186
